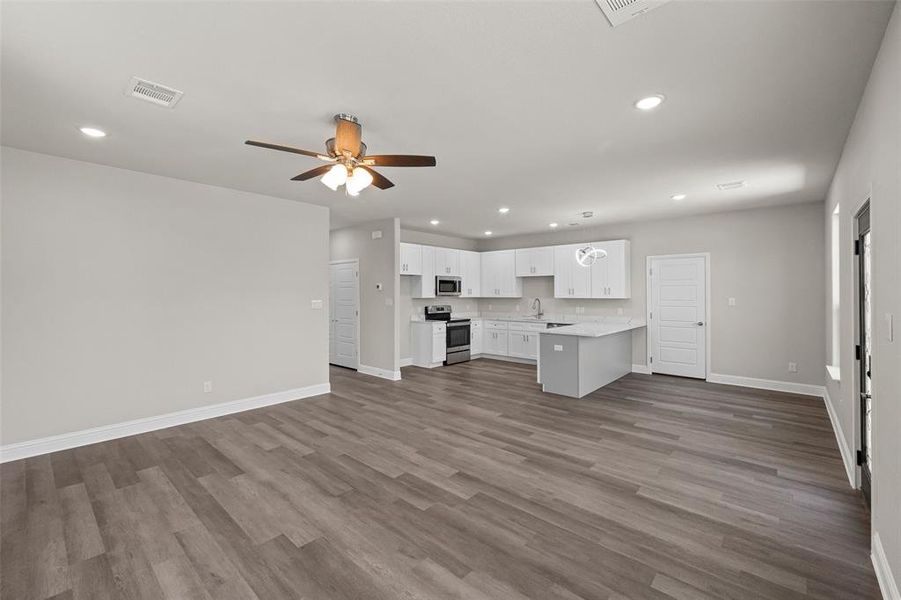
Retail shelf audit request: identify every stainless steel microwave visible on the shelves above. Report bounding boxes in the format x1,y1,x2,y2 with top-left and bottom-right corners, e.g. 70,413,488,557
435,275,462,296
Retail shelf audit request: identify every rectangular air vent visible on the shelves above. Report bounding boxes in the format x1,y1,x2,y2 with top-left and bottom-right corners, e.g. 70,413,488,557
716,180,747,191
595,0,672,27
126,77,183,108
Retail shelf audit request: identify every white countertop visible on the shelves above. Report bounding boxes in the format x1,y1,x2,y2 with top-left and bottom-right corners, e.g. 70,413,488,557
538,320,646,338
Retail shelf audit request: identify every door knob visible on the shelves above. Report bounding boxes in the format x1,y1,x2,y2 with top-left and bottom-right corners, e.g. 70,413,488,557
697,321,704,326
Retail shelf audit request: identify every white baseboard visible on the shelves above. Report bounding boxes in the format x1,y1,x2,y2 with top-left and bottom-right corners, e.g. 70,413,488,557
0,383,331,464
823,387,856,488
873,531,901,600
707,372,825,398
631,363,651,375
399,357,413,367
358,364,402,381
479,354,537,365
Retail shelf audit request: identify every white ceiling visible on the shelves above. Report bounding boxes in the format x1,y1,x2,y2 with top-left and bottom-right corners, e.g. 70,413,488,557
1,1,894,239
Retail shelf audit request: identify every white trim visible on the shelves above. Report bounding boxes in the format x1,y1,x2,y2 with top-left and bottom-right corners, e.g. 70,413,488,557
707,372,825,398
826,364,842,382
358,364,402,381
824,386,856,488
0,383,331,463
399,357,413,367
873,531,900,600
631,363,651,375
479,354,537,365
646,252,712,379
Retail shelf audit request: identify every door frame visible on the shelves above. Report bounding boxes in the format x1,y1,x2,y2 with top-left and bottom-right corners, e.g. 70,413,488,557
329,259,360,370
645,253,712,379
853,198,871,501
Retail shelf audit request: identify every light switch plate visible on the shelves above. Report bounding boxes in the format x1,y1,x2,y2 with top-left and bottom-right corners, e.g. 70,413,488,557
371,230,382,239
311,299,323,309
554,344,563,351
728,297,736,306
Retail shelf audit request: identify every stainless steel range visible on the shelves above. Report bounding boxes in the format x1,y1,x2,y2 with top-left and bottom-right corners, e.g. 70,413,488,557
424,305,471,365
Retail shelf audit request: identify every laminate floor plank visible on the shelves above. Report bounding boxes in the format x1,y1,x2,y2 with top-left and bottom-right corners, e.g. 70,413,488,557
1,361,878,599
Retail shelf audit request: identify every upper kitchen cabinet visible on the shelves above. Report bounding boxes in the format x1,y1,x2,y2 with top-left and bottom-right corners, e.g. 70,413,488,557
411,245,436,298
481,250,522,297
553,244,592,298
590,239,631,298
434,247,460,276
515,246,554,277
399,242,422,275
459,250,481,297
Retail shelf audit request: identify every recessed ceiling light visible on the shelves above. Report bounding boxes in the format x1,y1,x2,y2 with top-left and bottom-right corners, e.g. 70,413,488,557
498,207,510,214
634,94,665,111
79,127,106,138
484,230,493,236
430,219,440,225
549,222,559,228
671,193,687,201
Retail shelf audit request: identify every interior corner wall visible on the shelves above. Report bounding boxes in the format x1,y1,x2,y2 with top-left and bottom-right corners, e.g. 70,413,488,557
1,147,330,447
477,202,826,386
330,218,399,373
823,3,900,588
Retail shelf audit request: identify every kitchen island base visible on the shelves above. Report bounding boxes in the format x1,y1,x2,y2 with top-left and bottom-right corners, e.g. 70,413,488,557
539,329,632,398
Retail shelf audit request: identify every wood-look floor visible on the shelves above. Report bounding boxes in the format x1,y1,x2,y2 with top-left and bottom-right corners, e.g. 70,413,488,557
1,360,878,600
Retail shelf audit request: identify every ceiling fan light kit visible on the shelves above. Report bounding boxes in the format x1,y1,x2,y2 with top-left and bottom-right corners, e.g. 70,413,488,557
245,113,436,196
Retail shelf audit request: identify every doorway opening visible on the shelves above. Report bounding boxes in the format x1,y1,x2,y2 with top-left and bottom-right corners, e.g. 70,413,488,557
329,259,360,370
647,254,710,379
855,202,872,506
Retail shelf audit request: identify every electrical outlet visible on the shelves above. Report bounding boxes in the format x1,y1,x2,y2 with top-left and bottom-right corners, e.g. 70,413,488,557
203,381,213,393
728,297,736,306
554,344,563,351
371,230,382,239
788,362,797,373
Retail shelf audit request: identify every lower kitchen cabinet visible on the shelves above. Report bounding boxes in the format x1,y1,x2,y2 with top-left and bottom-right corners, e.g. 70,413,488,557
470,319,483,354
483,329,508,356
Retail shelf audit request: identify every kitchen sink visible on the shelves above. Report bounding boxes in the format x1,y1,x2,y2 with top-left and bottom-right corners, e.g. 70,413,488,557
545,322,573,329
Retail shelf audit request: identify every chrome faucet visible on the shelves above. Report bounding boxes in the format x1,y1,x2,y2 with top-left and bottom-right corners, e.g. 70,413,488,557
530,297,543,319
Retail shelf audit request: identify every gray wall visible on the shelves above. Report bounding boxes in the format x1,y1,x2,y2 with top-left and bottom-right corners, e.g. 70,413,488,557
330,218,400,373
477,202,826,385
824,4,900,585
1,148,330,446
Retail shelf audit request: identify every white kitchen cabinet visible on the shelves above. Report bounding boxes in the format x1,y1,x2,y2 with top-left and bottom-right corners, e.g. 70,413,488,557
481,250,522,297
434,247,460,276
399,243,422,275
554,244,592,299
460,250,481,297
411,321,445,367
515,246,554,277
411,245,436,299
508,322,542,360
484,329,508,355
470,319,483,354
590,240,631,298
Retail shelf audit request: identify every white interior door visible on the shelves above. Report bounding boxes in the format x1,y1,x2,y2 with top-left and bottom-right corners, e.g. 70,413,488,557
329,261,359,369
649,255,707,378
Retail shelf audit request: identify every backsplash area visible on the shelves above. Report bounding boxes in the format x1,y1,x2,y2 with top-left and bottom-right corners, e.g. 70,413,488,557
398,276,644,360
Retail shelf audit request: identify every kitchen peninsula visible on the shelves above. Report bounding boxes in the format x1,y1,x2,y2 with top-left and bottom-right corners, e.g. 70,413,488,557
538,320,646,398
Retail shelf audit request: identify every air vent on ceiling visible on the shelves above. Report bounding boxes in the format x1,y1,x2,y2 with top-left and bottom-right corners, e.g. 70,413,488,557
126,77,184,108
594,0,672,27
716,180,747,191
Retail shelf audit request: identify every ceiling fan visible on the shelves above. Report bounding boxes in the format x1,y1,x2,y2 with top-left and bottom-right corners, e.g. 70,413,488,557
245,114,436,196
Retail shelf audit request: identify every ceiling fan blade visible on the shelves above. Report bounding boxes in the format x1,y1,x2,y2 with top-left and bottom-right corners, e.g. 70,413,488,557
290,164,334,181
360,166,394,190
334,118,363,157
363,155,437,167
245,140,327,159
